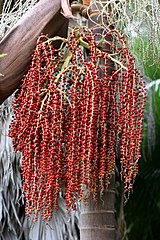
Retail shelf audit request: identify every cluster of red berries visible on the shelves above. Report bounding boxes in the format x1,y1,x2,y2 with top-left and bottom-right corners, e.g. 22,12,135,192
9,27,146,221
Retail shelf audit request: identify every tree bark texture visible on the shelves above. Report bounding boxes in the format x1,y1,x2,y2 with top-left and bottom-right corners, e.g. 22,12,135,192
80,175,116,240
0,0,69,104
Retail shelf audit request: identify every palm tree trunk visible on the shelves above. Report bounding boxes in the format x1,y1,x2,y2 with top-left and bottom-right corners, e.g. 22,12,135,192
80,174,116,240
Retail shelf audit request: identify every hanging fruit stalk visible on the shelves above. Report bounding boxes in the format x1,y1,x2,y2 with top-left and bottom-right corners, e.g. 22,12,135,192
9,27,146,221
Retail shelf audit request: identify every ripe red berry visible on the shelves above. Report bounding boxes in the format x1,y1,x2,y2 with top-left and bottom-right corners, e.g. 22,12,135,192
9,28,146,221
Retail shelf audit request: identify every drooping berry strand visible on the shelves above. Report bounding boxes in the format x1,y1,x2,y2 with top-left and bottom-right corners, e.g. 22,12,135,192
9,28,146,221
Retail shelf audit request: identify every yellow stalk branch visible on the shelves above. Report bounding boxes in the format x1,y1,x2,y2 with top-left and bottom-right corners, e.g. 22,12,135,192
0,53,7,58
78,37,128,70
55,51,72,83
42,30,128,73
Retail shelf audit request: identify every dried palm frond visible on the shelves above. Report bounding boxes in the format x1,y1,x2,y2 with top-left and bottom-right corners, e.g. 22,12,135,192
86,0,160,64
23,197,80,240
0,0,39,38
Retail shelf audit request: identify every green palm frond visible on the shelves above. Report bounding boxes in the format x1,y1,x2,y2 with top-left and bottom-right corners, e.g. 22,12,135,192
147,79,160,96
124,81,160,240
131,38,160,80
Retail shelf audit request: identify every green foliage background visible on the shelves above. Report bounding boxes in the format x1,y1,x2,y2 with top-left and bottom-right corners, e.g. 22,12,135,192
124,38,160,240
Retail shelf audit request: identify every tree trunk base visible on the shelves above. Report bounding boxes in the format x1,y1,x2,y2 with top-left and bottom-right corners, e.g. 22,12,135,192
80,174,116,240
